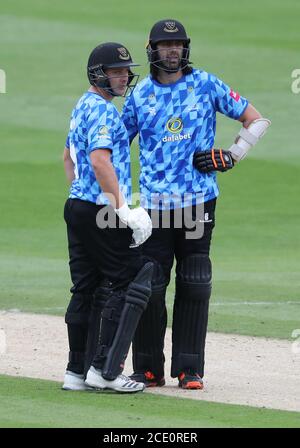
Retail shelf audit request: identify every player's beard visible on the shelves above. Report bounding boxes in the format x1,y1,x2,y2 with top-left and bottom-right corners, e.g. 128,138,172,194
160,51,182,72
161,58,181,72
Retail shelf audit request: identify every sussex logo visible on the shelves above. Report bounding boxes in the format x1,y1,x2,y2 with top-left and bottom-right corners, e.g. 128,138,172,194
166,117,183,134
98,126,111,140
164,21,179,33
117,47,130,60
99,125,109,135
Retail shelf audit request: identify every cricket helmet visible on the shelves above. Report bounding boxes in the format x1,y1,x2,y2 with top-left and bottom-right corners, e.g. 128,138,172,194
146,19,191,72
87,42,139,96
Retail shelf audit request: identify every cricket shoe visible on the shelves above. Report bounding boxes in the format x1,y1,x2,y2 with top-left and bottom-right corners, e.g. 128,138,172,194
129,371,165,387
62,370,93,391
85,366,145,393
178,371,204,390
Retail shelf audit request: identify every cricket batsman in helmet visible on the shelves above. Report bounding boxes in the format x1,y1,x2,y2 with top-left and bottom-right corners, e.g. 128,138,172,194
121,20,271,389
62,42,154,393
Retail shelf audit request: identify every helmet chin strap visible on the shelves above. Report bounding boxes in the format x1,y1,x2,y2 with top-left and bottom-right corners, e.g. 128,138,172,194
148,45,190,73
105,85,120,97
89,63,139,98
93,81,117,97
151,59,189,73
95,74,138,98
95,71,119,96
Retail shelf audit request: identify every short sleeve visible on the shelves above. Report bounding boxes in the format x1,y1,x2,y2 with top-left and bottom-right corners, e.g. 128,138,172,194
210,75,248,119
86,102,115,153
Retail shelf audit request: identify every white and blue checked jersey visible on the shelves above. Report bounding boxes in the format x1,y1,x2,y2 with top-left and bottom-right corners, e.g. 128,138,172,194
65,91,131,205
122,68,248,210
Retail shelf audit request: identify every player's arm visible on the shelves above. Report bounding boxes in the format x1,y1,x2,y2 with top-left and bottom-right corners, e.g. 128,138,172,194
194,75,271,173
238,103,261,128
193,104,271,173
90,149,125,209
228,103,271,162
63,147,75,183
90,148,152,248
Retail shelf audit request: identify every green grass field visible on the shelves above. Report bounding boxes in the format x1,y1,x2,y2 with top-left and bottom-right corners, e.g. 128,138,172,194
0,0,299,428
0,375,299,428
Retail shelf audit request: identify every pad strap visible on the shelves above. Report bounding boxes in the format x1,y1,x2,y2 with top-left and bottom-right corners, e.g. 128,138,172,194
238,127,259,146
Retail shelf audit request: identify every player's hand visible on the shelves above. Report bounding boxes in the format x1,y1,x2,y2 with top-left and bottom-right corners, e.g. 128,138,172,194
127,207,152,248
193,149,234,173
115,204,152,247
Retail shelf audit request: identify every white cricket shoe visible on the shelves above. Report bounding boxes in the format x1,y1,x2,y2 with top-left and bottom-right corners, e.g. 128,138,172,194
62,370,93,391
85,366,145,393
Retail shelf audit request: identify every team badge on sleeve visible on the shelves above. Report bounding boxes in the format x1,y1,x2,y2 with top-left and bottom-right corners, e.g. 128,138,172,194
99,125,109,135
98,125,112,141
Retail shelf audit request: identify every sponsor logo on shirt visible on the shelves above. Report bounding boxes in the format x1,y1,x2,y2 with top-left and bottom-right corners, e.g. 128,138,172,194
229,89,240,102
166,117,183,134
163,117,191,142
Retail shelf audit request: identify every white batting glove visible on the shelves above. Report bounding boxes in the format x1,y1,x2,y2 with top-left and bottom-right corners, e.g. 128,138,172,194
115,203,152,248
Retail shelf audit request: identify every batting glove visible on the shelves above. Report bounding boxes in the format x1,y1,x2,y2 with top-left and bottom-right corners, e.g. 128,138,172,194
193,149,234,173
115,203,152,248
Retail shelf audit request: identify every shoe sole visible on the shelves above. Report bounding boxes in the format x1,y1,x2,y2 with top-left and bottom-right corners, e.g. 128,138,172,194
179,381,204,390
86,380,144,393
62,385,94,391
109,387,144,394
145,379,166,388
130,375,166,388
87,383,144,393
